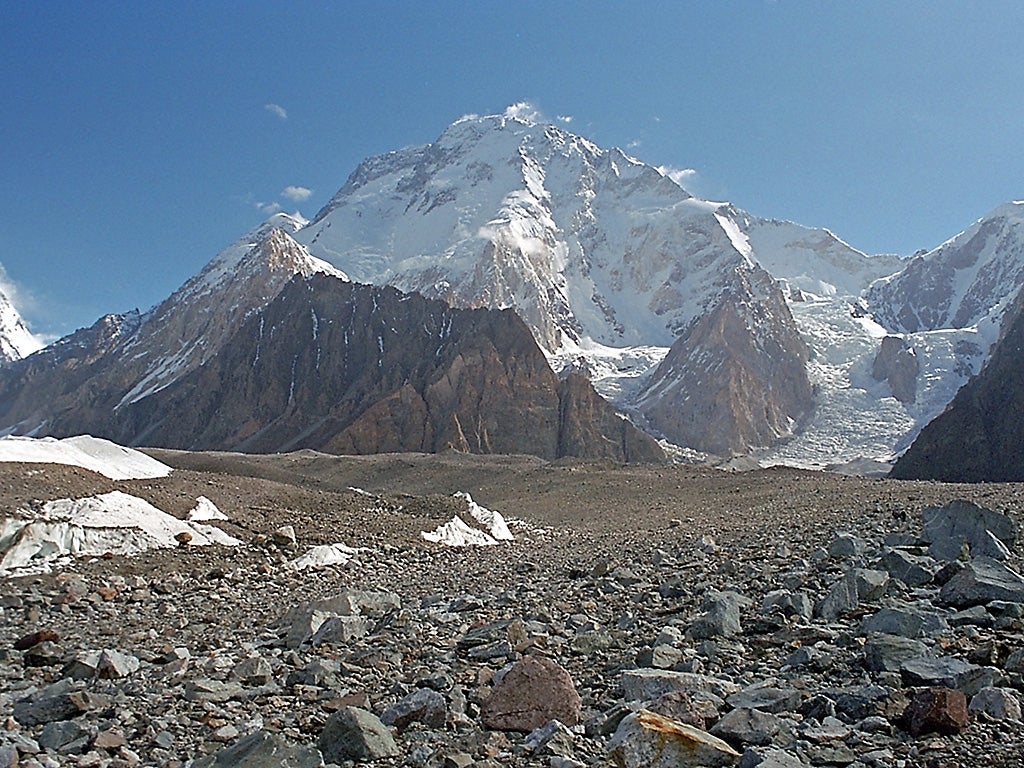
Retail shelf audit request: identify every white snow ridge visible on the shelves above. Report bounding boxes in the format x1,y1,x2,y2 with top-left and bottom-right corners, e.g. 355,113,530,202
0,491,239,576
421,493,514,547
0,435,172,480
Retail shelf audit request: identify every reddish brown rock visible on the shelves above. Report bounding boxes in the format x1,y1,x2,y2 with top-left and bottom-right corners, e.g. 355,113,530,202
481,655,582,732
14,629,59,651
903,687,970,736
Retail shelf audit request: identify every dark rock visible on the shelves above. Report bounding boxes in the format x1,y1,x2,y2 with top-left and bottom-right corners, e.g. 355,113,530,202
13,690,110,727
14,629,59,651
726,685,801,714
863,634,929,673
939,557,1024,607
902,687,969,736
319,706,400,763
969,686,1022,720
876,549,934,587
687,591,744,639
481,655,581,731
900,656,977,688
922,500,1016,561
710,707,782,747
381,687,447,731
190,730,325,767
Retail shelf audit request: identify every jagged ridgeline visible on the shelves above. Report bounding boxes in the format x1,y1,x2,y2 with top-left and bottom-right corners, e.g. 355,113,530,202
3,107,1024,471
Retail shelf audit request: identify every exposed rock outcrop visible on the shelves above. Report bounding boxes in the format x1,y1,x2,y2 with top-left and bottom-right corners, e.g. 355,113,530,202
637,269,813,455
0,274,664,462
891,288,1024,481
872,336,919,404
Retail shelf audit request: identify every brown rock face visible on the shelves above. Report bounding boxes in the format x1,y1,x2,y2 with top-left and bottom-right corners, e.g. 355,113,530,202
0,272,663,463
903,687,969,736
637,269,813,456
480,655,582,732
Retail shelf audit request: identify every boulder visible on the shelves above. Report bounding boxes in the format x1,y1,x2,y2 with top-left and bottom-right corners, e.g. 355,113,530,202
877,549,934,587
969,686,1022,721
481,655,582,731
319,707,400,763
621,669,740,703
190,730,324,767
687,592,744,639
863,634,929,674
381,687,447,731
710,707,781,747
922,501,1016,561
939,557,1024,607
608,709,741,768
902,687,969,736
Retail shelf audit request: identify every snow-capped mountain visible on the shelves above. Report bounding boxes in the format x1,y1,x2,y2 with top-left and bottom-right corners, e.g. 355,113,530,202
0,283,42,363
5,105,1024,471
295,106,819,453
868,202,1024,334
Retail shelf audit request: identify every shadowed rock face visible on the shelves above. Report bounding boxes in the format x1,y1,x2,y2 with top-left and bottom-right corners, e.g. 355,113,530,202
872,336,920,405
637,269,813,456
0,274,664,463
891,291,1024,482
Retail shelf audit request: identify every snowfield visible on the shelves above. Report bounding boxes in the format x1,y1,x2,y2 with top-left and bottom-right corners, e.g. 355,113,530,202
0,435,173,480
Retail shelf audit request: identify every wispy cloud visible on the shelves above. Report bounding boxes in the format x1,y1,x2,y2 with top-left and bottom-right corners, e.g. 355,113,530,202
656,165,707,196
626,139,642,150
281,185,313,202
255,200,282,215
556,115,573,124
264,103,288,120
504,101,544,124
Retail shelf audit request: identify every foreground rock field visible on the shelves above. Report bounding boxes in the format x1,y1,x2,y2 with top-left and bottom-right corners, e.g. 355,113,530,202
2,450,1024,767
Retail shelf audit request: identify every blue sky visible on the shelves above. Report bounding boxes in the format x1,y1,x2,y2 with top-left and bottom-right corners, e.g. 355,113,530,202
4,1,1024,339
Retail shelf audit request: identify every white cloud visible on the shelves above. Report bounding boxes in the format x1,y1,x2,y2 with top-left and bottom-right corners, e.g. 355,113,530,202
504,101,543,124
556,114,573,124
255,200,282,215
656,165,700,193
626,139,642,150
281,185,313,202
264,103,287,120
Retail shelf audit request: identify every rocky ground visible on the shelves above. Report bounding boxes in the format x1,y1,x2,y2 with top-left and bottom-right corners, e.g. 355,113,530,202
2,449,1024,767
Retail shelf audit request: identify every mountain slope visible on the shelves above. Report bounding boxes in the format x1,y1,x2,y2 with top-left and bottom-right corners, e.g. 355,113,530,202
294,107,815,455
890,287,1024,482
0,218,344,435
27,275,664,462
0,284,42,363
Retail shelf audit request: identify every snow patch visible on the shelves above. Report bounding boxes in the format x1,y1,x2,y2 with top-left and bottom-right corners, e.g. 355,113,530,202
187,496,228,522
0,435,172,480
0,491,240,576
289,543,363,571
421,493,514,547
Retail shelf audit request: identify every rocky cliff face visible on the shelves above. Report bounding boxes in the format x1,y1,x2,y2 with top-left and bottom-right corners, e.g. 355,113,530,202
636,270,813,456
872,336,920,405
0,220,342,436
890,289,1024,482
0,275,663,462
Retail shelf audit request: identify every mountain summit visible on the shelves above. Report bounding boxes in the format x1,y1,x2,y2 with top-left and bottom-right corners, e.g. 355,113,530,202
3,107,1024,471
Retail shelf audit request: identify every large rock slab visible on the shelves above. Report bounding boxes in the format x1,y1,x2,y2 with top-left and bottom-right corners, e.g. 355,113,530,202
191,730,324,767
481,655,581,731
621,669,741,703
608,709,741,768
939,557,1024,607
319,707,400,763
922,501,1016,561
